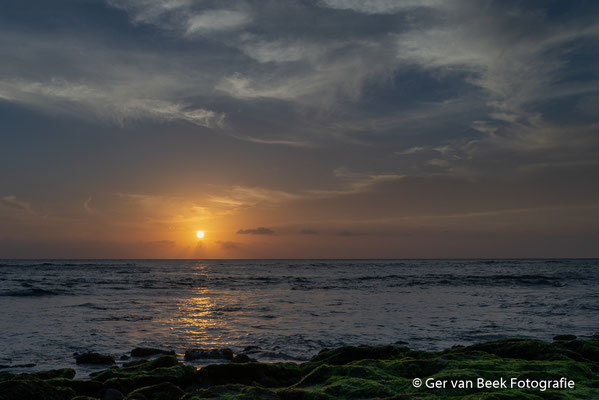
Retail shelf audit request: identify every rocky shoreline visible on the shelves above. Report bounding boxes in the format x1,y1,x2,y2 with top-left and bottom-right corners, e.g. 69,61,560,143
1,336,599,399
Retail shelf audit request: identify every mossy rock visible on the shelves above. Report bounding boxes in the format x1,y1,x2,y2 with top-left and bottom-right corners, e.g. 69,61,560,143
130,364,197,388
196,362,303,387
104,377,135,394
459,339,585,362
0,379,75,400
321,377,394,398
182,383,278,399
295,364,395,387
130,348,175,358
92,355,182,381
124,382,184,400
308,345,411,367
460,392,544,400
47,377,104,397
277,388,333,400
92,356,195,394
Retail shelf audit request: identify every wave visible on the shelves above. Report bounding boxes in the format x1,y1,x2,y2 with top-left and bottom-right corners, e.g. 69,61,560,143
0,288,59,297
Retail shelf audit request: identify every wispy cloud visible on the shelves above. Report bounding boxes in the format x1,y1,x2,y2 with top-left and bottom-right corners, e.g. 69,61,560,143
107,1,251,35
0,79,224,128
0,195,32,212
237,227,275,235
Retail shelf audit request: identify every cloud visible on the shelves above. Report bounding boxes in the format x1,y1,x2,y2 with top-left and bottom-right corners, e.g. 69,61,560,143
237,227,275,235
107,1,251,35
1,195,32,211
186,10,250,34
216,240,241,250
336,230,363,236
319,0,443,15
145,240,176,247
0,78,224,128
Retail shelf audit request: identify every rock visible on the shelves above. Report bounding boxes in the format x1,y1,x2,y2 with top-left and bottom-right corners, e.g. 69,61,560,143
91,355,195,391
309,345,409,366
33,369,77,380
102,388,124,400
75,352,115,365
47,378,104,397
90,367,118,378
184,348,234,361
554,334,577,341
123,382,183,400
242,345,262,352
232,354,256,363
130,347,175,358
0,379,75,400
122,360,148,368
196,362,302,387
119,355,130,361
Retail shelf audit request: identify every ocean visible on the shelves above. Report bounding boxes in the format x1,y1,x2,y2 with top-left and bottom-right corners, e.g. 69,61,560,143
1,259,598,377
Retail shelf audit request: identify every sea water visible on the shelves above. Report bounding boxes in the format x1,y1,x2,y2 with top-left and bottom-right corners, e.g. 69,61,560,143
1,259,598,376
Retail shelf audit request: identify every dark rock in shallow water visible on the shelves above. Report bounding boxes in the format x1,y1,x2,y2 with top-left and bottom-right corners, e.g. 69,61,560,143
232,354,256,363
554,334,577,341
33,368,77,380
76,352,115,365
0,379,75,400
130,347,175,358
120,355,130,361
123,382,184,400
242,345,262,352
102,388,124,400
184,348,234,361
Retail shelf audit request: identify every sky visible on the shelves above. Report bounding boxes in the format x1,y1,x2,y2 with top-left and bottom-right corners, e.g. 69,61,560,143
1,0,598,258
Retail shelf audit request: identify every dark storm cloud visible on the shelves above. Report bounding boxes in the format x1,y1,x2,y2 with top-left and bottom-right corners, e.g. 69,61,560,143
237,227,275,235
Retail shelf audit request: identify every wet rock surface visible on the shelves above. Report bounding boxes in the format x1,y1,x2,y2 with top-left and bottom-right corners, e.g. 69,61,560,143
130,348,175,358
75,353,115,365
184,348,234,361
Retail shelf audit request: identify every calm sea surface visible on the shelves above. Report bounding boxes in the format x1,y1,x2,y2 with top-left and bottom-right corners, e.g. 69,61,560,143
1,259,598,376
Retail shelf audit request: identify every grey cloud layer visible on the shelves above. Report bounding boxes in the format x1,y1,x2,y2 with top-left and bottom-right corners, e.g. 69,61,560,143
1,0,598,179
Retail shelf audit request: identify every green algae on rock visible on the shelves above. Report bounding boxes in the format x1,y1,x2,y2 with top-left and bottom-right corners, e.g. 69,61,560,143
1,338,599,400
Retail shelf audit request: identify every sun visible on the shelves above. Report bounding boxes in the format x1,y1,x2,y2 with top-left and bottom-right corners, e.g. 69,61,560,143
196,230,205,239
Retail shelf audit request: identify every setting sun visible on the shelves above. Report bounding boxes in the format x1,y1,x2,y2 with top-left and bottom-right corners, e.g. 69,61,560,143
196,230,205,239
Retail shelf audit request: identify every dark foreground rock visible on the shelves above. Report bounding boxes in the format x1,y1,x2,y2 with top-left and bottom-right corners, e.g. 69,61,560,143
184,348,234,361
130,348,175,358
2,338,599,399
75,353,115,365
